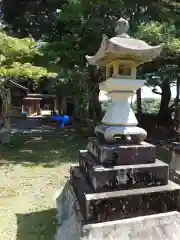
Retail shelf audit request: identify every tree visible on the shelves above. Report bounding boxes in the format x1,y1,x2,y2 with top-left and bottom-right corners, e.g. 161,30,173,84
0,32,57,143
1,0,67,39
51,0,180,112
5,0,179,126
136,20,180,128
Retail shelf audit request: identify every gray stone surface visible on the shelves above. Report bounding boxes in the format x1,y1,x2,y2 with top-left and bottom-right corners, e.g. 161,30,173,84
170,142,180,172
85,18,164,66
95,125,147,144
55,180,83,240
82,211,180,240
55,181,180,240
71,167,180,222
79,150,169,192
86,137,156,166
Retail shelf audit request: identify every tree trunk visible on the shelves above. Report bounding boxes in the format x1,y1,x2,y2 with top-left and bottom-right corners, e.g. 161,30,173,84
136,88,142,116
158,80,172,128
87,66,103,123
88,85,102,122
0,87,11,143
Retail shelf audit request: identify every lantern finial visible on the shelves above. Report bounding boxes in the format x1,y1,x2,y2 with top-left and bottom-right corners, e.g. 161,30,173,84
115,17,129,37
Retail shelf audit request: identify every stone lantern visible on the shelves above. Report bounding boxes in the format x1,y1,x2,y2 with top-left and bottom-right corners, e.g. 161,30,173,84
86,17,164,144
56,18,180,240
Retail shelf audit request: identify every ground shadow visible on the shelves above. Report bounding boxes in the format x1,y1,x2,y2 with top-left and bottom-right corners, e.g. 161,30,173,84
16,209,57,240
0,128,87,167
0,123,172,167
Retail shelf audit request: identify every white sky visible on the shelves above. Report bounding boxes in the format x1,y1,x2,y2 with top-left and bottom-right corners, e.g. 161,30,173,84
99,86,178,102
140,86,176,99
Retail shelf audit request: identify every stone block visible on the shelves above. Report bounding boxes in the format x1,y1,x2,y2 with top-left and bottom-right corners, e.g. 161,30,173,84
79,150,169,192
170,142,180,172
71,167,180,223
82,211,180,240
87,137,156,166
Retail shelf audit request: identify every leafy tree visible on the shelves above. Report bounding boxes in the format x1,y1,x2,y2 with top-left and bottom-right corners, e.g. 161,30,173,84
136,20,180,127
1,0,67,39
42,0,180,124
0,32,56,78
0,32,57,143
4,0,180,127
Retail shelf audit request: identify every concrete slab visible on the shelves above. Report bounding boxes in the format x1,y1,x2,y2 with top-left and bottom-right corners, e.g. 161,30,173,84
83,211,180,240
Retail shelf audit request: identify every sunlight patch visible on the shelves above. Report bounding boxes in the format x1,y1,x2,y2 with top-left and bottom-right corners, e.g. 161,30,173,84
20,149,33,154
50,150,60,154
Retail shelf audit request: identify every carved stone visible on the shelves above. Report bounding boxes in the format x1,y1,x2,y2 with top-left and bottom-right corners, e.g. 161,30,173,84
95,125,147,144
87,137,156,166
86,17,164,144
79,150,169,192
71,167,180,223
85,22,164,66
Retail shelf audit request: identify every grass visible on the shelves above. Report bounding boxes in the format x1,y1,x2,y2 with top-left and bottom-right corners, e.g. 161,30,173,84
0,129,87,240
0,129,86,167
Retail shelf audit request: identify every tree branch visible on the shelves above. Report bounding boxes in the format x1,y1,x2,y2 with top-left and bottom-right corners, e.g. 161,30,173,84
152,88,162,95
8,79,28,91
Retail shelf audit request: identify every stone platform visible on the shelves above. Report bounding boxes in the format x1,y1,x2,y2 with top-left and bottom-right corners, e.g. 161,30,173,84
83,211,180,239
71,167,180,223
55,181,180,240
79,150,168,192
55,137,180,239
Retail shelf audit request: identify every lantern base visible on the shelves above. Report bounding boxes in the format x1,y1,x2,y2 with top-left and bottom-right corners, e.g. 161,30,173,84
95,124,147,144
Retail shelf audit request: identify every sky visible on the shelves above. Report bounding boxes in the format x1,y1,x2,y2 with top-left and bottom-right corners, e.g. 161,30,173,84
140,85,177,99
99,85,178,102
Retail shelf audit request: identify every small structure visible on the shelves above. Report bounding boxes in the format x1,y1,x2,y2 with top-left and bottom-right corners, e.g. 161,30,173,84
56,18,180,240
10,84,27,117
22,93,58,116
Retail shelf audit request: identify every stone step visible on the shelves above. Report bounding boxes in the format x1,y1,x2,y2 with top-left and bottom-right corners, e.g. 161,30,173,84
86,137,156,166
79,150,169,192
82,211,180,240
71,167,180,223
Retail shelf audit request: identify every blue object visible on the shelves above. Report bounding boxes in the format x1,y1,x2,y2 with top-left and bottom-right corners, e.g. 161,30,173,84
51,115,70,128
23,112,28,117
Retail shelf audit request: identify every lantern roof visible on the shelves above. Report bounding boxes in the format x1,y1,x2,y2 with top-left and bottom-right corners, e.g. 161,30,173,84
86,18,164,66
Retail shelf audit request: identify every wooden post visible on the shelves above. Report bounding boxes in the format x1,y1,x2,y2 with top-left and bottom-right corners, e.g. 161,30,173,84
61,96,67,114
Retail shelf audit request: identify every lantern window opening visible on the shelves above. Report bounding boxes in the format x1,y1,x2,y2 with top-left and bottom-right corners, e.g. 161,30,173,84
118,64,132,76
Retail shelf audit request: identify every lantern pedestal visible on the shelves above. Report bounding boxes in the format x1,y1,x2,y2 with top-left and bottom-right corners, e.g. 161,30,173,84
95,78,146,143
